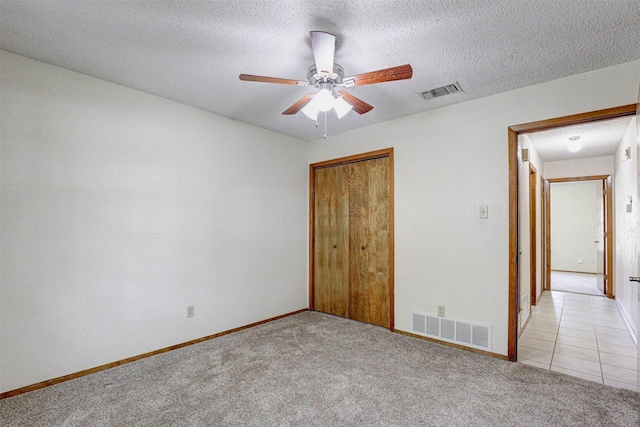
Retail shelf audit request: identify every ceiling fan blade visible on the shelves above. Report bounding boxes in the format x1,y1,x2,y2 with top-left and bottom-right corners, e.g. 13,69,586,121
282,93,315,115
344,64,413,86
310,31,335,76
337,91,373,114
239,74,308,86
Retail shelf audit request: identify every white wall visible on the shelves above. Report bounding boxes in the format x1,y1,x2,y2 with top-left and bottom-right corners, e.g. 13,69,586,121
613,118,638,336
308,59,640,356
544,156,614,179
0,51,308,393
550,181,600,273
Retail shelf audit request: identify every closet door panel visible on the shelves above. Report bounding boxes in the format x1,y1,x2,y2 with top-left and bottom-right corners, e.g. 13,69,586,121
349,157,390,327
348,160,370,323
367,157,391,327
314,165,349,317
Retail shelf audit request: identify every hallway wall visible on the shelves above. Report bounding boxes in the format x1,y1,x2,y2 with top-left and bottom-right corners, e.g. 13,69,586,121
613,118,638,336
517,134,544,332
544,156,614,179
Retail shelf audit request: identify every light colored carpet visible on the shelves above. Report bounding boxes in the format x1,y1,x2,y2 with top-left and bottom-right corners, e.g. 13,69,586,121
0,311,637,426
551,270,602,295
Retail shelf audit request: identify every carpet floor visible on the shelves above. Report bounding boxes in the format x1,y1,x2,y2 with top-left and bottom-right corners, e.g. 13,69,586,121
1,311,637,426
551,271,602,295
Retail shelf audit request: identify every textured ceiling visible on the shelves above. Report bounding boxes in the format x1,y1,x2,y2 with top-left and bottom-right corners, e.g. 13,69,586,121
1,1,639,142
527,116,633,162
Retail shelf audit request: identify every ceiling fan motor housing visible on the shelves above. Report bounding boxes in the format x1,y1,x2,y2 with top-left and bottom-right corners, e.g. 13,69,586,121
307,63,344,87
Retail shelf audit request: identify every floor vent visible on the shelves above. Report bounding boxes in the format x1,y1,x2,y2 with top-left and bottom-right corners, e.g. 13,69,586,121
420,82,463,100
411,311,491,351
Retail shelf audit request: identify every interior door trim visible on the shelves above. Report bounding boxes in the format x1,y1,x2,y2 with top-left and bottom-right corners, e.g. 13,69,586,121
507,103,636,362
529,163,538,307
309,148,395,330
542,179,550,291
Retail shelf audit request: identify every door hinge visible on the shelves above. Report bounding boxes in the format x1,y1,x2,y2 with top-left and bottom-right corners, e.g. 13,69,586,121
603,188,607,195
604,274,608,280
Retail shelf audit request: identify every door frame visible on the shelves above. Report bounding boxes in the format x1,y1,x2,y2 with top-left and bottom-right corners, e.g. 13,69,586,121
309,148,395,330
542,178,550,291
545,176,613,296
508,104,636,361
529,163,538,306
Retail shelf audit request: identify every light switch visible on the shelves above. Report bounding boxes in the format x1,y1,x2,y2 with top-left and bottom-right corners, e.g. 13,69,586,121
479,206,488,219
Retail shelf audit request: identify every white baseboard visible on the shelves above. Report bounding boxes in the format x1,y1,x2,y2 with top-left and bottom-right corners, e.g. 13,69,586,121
615,299,638,346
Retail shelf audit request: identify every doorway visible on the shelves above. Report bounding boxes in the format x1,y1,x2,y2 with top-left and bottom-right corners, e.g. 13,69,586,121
508,104,637,361
546,177,612,297
309,148,394,329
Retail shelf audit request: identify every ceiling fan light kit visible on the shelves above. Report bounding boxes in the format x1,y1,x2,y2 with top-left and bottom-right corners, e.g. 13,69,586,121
333,96,353,119
312,86,335,112
239,31,413,138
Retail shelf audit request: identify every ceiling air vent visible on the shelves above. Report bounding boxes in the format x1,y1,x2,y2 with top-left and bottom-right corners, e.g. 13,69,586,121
420,82,463,100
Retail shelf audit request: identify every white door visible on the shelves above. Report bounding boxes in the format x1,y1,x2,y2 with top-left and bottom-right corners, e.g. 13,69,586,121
595,180,605,294
635,87,640,387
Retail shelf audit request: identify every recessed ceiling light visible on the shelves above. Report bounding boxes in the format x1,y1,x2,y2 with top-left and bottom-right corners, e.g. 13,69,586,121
567,136,582,152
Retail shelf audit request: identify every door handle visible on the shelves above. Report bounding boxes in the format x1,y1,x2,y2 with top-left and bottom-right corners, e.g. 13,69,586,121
630,276,640,283
594,240,599,244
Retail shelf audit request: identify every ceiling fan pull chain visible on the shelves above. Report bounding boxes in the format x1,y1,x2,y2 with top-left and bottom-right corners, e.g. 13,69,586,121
323,111,328,139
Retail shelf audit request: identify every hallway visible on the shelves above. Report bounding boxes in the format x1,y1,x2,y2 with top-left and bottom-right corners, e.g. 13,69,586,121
518,291,637,391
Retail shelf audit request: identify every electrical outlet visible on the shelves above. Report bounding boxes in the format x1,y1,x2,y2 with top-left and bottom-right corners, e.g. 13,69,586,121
187,305,194,318
437,305,445,317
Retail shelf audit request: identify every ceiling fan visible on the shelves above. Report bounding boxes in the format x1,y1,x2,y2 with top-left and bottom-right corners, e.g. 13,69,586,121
239,31,413,124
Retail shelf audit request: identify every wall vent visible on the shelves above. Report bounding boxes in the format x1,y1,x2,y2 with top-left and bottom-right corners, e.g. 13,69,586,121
420,82,463,100
411,311,491,351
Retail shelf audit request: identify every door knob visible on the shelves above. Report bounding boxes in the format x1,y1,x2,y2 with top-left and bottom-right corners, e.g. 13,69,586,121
630,276,640,283
594,240,599,243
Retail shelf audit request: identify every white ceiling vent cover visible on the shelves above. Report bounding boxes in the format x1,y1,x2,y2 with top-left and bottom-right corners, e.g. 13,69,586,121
411,311,491,352
420,82,463,100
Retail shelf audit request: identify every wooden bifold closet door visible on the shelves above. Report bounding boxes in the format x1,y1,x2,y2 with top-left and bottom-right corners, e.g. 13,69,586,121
312,152,392,329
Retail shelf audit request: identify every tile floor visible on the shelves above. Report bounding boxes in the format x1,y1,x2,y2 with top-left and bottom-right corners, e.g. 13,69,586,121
518,290,638,392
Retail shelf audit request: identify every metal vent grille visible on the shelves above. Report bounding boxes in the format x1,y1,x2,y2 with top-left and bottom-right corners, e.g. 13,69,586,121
441,319,455,340
426,315,440,336
420,82,463,100
411,311,492,351
412,313,426,334
456,322,472,344
472,325,490,348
